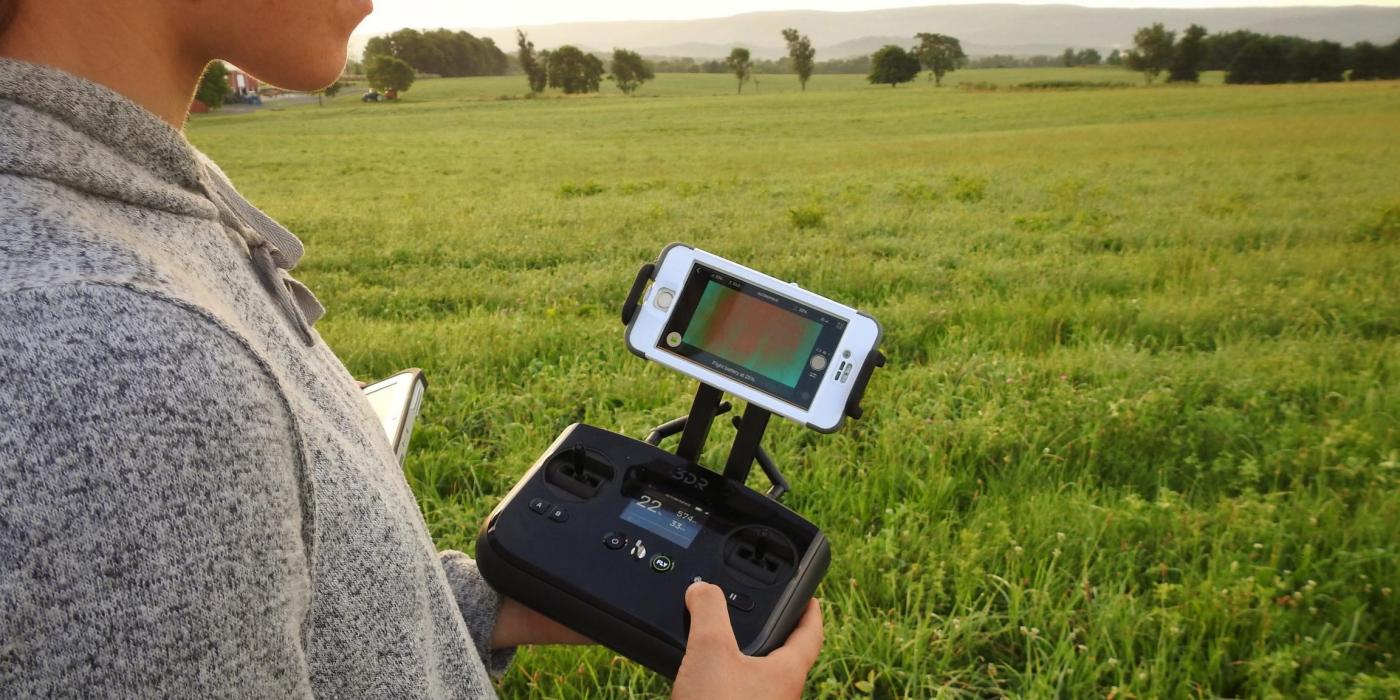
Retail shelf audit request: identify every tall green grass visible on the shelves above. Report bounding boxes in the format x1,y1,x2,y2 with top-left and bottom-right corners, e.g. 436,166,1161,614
189,72,1400,698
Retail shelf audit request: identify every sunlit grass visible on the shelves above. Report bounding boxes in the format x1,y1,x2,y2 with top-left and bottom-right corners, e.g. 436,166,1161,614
189,72,1400,698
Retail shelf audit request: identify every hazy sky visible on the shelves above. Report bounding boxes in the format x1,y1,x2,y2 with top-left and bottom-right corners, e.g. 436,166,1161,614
356,0,1399,33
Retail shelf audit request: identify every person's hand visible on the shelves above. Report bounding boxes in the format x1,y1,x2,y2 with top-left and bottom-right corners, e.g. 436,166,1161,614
491,597,594,648
672,582,824,700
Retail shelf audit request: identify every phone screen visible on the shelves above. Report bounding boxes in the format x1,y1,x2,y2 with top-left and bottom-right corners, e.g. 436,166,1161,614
659,264,846,409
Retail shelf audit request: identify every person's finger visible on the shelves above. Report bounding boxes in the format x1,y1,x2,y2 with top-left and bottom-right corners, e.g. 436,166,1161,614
684,582,739,654
767,597,824,668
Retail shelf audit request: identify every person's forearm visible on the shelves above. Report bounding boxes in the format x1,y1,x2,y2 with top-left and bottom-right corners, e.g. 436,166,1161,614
491,597,594,648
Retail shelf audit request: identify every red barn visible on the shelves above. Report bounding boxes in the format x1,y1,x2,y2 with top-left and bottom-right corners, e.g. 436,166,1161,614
227,68,259,97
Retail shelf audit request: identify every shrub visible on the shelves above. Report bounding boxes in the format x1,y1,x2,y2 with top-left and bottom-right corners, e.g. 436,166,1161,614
896,181,940,203
558,181,605,198
1016,80,1134,90
950,175,988,203
788,205,828,229
1356,205,1400,243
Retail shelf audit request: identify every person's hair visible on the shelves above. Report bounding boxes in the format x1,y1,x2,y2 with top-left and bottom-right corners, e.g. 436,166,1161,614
0,1,15,38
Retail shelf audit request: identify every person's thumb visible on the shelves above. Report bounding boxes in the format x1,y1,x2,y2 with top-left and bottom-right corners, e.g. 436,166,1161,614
684,582,738,655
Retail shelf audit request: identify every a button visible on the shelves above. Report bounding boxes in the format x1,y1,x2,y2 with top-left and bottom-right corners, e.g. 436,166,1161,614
725,591,755,612
842,349,852,359
655,288,676,310
650,554,674,573
665,331,682,348
809,354,827,371
603,532,627,550
547,507,569,523
629,540,647,560
528,498,551,515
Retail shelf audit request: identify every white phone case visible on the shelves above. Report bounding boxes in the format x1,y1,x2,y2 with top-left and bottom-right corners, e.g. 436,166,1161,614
626,244,881,432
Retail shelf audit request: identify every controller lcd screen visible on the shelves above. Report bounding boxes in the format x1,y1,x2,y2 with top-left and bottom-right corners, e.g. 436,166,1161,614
659,263,846,409
620,487,708,548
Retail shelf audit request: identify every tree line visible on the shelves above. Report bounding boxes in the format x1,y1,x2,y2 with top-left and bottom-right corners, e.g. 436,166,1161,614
514,27,823,95
516,32,655,95
651,55,874,75
353,28,511,99
363,28,508,77
359,23,1399,101
1123,24,1400,84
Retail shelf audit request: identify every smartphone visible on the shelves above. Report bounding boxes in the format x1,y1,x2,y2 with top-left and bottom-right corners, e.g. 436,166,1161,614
362,368,426,464
625,244,882,432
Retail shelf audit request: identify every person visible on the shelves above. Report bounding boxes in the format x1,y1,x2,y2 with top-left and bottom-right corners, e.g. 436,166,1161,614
0,0,824,698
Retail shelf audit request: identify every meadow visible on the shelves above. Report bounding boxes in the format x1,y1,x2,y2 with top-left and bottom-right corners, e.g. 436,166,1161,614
188,69,1400,698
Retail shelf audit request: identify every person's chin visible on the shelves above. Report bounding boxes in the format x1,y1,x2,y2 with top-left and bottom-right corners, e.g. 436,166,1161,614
348,0,373,25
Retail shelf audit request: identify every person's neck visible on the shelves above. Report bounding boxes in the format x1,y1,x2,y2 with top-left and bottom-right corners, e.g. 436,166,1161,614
0,2,205,128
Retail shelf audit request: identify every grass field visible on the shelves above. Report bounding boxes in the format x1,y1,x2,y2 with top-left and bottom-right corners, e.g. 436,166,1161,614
188,70,1400,698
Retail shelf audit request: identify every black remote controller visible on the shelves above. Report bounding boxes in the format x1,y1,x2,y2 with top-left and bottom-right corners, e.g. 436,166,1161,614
476,423,829,677
477,250,884,677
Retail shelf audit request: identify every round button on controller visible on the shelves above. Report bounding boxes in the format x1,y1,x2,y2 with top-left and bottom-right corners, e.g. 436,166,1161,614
650,554,674,573
809,354,827,371
603,532,627,550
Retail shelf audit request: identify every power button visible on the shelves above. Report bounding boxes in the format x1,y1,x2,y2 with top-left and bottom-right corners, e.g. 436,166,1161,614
654,288,676,310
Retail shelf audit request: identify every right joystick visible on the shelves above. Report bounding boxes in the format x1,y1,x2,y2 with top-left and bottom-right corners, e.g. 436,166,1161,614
722,526,796,587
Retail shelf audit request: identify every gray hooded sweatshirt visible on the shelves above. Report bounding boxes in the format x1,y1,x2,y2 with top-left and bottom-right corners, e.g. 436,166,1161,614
0,58,512,697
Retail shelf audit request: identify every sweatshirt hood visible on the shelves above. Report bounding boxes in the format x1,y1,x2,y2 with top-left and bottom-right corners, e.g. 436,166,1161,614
0,57,217,220
0,57,323,341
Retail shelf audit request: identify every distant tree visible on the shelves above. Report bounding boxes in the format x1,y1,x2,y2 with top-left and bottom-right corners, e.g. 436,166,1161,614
343,59,364,76
1225,38,1289,84
1168,24,1208,83
313,80,343,106
1350,39,1400,81
1125,23,1175,84
195,61,231,110
868,45,922,87
1076,48,1103,66
609,48,654,95
1350,41,1384,80
517,31,547,94
782,28,817,91
1291,40,1345,82
545,45,605,94
365,55,416,96
1106,49,1123,66
914,33,966,86
1200,30,1263,71
1062,48,1076,67
726,47,753,94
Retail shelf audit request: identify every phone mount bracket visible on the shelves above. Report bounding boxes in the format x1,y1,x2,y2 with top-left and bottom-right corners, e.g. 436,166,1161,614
622,261,886,502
